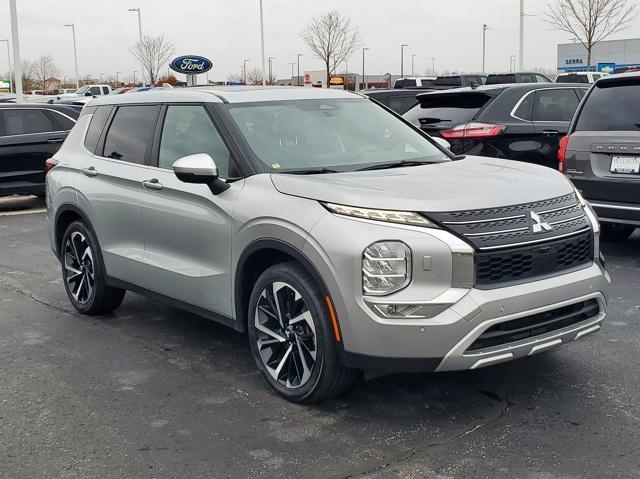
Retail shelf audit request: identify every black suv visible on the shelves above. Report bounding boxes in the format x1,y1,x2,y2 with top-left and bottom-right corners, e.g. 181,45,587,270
485,72,552,84
432,75,486,89
0,104,79,197
403,83,588,168
560,73,640,240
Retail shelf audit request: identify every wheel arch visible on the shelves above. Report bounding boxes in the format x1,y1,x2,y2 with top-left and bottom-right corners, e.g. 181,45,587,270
234,239,332,334
53,203,96,259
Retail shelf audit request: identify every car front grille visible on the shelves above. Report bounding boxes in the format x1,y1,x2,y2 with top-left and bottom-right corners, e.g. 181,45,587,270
424,193,594,286
475,230,593,286
466,299,600,352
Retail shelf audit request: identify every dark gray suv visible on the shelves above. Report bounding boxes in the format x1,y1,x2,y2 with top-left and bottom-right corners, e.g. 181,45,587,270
559,72,640,240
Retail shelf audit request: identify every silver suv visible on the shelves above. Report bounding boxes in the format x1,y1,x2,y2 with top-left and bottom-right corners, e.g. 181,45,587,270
46,87,610,402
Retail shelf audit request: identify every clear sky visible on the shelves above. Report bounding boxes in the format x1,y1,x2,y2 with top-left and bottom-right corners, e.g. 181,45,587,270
1,0,639,82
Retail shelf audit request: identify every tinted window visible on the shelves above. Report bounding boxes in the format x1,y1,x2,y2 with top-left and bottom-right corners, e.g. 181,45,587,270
389,96,420,114
0,109,55,135
414,92,494,127
532,89,579,122
514,93,534,120
102,105,159,163
89,87,100,95
519,74,534,83
575,82,640,131
102,87,109,95
159,105,231,177
50,111,76,130
536,74,550,83
556,74,588,83
84,106,112,153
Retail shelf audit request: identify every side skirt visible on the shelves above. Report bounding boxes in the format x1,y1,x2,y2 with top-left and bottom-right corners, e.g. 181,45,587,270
105,276,244,333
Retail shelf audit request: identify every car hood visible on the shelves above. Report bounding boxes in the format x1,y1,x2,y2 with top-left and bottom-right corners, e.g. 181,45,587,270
270,156,574,212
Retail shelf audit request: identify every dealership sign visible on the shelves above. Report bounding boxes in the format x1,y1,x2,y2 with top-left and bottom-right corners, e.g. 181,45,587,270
598,63,616,74
170,55,213,75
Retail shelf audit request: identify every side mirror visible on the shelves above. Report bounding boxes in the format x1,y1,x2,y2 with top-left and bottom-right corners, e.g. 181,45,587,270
432,136,452,151
173,153,230,194
84,91,92,96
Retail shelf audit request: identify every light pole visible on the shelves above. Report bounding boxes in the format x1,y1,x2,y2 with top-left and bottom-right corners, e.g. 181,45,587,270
362,47,369,91
116,71,121,85
411,54,417,77
259,0,266,86
400,44,408,78
268,57,274,85
289,62,295,83
63,24,80,89
482,24,489,73
100,73,104,83
128,8,144,85
0,39,11,93
519,0,524,71
9,0,23,102
243,59,249,84
133,70,137,85
296,53,303,86
429,57,436,76
509,55,516,72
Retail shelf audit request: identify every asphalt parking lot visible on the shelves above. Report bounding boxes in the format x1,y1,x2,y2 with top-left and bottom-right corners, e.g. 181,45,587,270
1,196,639,479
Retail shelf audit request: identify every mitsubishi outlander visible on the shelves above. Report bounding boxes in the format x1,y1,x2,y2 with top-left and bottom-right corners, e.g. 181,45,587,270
46,87,609,402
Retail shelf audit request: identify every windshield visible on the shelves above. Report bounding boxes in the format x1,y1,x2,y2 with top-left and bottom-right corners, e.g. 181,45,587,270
226,98,446,172
75,86,89,95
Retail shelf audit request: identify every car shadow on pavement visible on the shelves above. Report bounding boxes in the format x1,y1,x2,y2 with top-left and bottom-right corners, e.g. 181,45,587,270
0,195,45,213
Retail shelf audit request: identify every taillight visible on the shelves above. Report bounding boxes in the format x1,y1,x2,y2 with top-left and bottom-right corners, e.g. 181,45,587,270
440,122,505,140
45,158,58,173
557,135,570,173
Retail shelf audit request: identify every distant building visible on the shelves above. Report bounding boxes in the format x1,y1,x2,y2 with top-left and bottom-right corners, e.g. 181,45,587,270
275,71,400,90
45,77,62,91
557,38,640,72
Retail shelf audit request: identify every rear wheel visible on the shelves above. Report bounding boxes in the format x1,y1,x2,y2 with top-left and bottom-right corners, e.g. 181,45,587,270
601,224,635,241
247,262,356,403
61,221,125,315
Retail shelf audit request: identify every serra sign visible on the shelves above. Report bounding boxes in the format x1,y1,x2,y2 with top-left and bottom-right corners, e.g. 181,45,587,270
170,55,213,75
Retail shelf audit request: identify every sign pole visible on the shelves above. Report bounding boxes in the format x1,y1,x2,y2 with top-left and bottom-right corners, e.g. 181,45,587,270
9,0,23,103
259,0,266,86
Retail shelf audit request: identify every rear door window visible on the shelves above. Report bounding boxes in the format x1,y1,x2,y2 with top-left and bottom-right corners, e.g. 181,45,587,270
102,87,109,95
102,105,160,164
0,109,55,136
416,92,494,127
575,82,640,131
532,89,580,122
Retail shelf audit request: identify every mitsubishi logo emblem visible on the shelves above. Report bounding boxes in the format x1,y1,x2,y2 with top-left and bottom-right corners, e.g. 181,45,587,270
530,211,553,234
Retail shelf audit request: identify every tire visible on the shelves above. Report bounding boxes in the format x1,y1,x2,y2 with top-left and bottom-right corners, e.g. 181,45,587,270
60,220,125,315
601,224,635,242
247,261,356,403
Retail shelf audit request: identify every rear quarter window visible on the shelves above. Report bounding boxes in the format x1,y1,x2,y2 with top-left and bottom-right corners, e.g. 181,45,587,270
415,92,494,127
84,106,113,153
575,82,640,131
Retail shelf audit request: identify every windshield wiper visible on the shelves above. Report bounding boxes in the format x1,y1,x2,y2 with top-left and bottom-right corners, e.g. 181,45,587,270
284,167,342,175
355,159,435,172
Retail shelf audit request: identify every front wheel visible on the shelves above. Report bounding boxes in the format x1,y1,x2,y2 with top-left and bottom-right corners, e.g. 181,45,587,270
247,262,356,403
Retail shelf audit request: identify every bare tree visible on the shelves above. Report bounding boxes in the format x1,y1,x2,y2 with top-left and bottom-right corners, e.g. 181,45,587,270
130,35,175,85
32,55,59,91
300,10,362,88
246,68,264,85
545,0,637,66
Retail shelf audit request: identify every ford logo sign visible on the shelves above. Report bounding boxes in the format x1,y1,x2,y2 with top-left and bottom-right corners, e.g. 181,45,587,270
170,55,213,75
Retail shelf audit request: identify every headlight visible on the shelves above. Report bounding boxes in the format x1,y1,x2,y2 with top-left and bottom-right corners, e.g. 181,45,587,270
363,241,411,296
324,202,435,227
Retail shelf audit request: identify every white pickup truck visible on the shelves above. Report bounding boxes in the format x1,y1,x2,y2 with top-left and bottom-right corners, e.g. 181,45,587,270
59,84,112,98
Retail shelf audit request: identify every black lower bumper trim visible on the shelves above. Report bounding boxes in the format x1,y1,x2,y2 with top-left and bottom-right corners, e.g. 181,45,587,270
340,351,442,374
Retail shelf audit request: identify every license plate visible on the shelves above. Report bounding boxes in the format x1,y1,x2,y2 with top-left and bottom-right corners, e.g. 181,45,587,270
610,156,640,174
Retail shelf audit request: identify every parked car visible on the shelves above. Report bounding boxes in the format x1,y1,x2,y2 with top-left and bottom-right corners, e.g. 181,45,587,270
555,72,604,84
485,72,552,84
46,87,608,402
559,72,640,240
432,75,486,89
404,83,589,168
363,88,433,114
126,86,155,93
59,84,112,99
393,77,436,89
0,103,79,197
110,87,134,95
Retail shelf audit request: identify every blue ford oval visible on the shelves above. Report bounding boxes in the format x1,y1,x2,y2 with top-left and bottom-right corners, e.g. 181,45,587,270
170,55,213,74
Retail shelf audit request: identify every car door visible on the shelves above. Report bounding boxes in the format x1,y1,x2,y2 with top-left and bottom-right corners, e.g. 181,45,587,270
136,104,242,317
0,108,67,196
531,88,581,168
76,104,160,285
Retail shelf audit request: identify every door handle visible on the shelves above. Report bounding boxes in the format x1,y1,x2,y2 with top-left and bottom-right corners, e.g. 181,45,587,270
142,178,163,191
82,166,98,177
542,130,560,136
47,138,64,144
